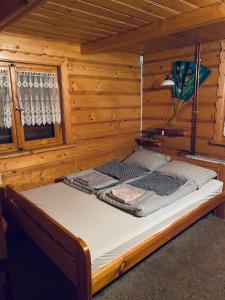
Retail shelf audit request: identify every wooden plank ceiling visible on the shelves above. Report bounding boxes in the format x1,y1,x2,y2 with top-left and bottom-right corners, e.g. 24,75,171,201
1,0,225,54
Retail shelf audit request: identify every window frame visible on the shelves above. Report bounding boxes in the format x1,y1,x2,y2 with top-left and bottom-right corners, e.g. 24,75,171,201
0,61,63,151
212,40,225,145
0,62,18,152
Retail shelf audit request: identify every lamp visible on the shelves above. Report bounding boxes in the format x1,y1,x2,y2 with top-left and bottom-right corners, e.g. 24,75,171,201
161,74,175,87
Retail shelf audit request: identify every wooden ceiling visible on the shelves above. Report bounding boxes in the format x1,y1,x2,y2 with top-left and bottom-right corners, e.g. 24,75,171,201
1,0,225,54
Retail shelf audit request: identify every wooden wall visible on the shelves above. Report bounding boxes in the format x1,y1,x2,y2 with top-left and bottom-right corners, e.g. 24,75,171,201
0,34,140,189
143,40,225,158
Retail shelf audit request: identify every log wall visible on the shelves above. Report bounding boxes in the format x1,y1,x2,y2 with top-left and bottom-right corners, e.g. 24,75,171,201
0,34,140,189
143,40,225,158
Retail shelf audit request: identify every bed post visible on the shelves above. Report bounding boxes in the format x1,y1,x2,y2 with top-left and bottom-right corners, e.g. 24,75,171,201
76,239,92,300
213,164,225,219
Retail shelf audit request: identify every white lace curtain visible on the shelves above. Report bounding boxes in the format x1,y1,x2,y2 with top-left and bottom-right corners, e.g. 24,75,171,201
0,69,12,129
16,71,61,126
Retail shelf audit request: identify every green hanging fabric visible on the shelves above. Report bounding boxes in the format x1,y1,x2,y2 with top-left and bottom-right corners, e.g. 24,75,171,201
172,61,211,102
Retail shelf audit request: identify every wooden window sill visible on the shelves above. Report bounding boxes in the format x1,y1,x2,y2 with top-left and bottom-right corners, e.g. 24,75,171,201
30,143,75,154
0,150,31,160
0,144,75,159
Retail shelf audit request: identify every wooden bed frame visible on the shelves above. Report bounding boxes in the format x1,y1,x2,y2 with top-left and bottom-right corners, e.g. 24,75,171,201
2,162,225,300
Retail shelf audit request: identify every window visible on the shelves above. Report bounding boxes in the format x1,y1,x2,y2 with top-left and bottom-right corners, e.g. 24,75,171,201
0,62,62,152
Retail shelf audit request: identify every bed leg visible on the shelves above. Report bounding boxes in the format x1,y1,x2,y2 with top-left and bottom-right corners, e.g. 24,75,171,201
213,202,225,219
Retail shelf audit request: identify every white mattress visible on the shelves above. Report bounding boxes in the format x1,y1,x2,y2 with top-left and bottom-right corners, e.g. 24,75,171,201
22,179,223,273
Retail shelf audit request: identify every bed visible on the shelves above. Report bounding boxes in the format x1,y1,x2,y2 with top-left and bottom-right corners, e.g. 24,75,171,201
3,155,225,300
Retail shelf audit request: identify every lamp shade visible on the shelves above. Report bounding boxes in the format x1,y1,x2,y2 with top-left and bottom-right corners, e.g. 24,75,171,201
161,75,175,87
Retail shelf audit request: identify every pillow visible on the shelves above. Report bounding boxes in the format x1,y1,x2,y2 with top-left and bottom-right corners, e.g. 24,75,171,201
123,148,171,171
157,160,217,189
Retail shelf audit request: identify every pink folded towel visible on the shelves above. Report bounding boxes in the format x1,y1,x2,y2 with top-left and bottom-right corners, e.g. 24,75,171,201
109,185,151,205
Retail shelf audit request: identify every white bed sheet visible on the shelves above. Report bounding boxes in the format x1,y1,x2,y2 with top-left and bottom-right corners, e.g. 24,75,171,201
22,179,223,273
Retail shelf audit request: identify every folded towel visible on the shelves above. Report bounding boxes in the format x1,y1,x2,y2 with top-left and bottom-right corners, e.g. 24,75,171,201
64,178,94,194
107,184,152,205
64,169,119,194
76,171,107,184
75,171,112,186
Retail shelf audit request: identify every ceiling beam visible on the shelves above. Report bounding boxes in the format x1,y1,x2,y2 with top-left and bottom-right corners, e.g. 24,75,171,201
0,0,45,31
81,0,225,54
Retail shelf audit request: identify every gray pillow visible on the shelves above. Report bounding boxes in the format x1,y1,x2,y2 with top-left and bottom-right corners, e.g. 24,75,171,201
157,160,217,189
123,148,171,171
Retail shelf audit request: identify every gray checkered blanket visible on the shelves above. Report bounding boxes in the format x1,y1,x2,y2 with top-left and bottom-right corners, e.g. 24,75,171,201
97,175,197,217
130,171,186,196
95,159,149,182
63,160,149,194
